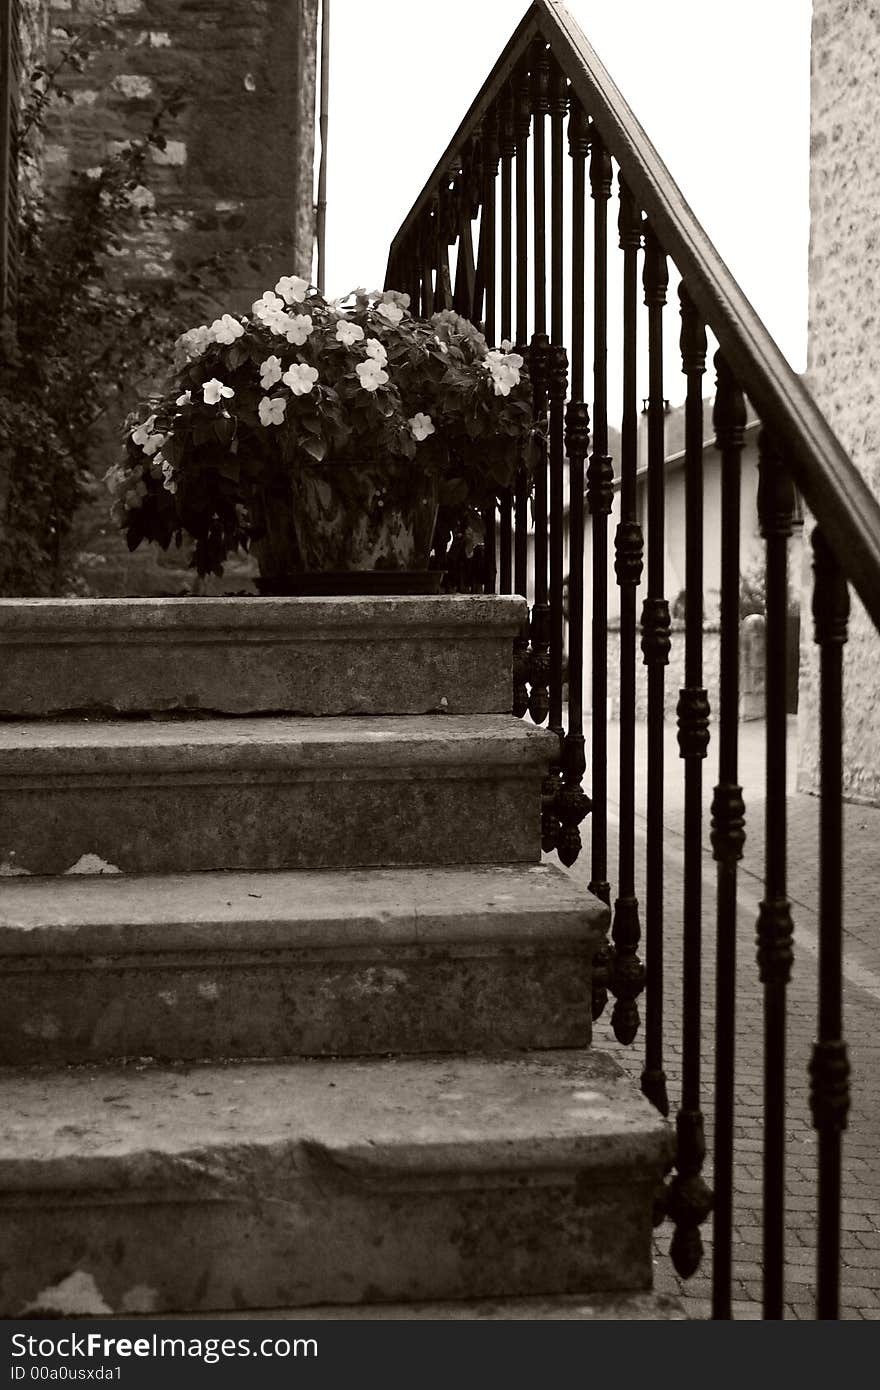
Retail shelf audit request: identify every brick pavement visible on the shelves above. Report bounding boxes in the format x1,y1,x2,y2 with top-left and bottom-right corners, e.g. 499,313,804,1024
557,717,880,1320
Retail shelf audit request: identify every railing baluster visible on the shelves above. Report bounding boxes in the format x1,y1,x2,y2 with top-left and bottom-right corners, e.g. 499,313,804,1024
636,226,670,1073
497,83,516,595
756,427,797,1320
453,145,477,318
667,286,713,1278
480,107,500,591
512,61,531,717
587,130,613,908
527,41,550,724
809,527,850,1322
542,60,567,849
557,97,591,870
420,202,436,318
710,351,747,1319
609,177,646,1038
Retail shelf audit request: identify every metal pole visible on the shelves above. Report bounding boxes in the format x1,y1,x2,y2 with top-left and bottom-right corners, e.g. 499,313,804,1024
316,0,330,293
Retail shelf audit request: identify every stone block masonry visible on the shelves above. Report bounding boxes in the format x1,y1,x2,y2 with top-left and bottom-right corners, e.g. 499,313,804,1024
42,0,318,306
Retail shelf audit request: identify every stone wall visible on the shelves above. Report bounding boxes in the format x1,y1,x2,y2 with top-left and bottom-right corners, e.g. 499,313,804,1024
43,0,318,306
803,0,880,803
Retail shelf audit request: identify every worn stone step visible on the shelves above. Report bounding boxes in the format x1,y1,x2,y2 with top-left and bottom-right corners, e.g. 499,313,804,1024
0,595,526,718
139,1292,689,1321
0,715,554,877
0,864,609,1065
0,1050,672,1317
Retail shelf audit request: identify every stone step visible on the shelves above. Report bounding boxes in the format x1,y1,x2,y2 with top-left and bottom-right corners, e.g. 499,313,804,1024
0,715,554,876
140,1292,689,1320
0,1051,672,1317
0,595,526,718
0,864,609,1065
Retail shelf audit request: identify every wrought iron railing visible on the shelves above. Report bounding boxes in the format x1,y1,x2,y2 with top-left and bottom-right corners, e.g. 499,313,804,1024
385,0,880,1320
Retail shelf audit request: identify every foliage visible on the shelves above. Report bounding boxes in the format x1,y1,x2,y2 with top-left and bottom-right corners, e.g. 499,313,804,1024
109,286,538,577
0,23,267,596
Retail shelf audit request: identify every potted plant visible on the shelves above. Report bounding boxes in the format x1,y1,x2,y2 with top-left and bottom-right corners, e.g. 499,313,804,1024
106,281,537,593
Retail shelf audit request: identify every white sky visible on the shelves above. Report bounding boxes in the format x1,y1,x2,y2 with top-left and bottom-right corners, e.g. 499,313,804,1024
322,0,811,388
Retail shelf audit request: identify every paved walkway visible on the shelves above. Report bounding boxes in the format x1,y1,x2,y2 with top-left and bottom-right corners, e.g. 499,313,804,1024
555,717,880,1320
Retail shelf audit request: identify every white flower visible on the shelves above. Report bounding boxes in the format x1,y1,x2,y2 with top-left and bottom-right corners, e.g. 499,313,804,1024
210,313,245,345
409,412,435,442
259,355,283,389
382,290,411,309
203,378,235,405
336,319,365,346
364,338,388,364
283,313,314,346
258,395,288,426
130,415,156,448
176,390,191,407
161,459,177,494
356,359,389,392
282,363,319,396
252,291,287,327
485,347,523,396
376,299,404,325
275,274,310,305
174,325,212,366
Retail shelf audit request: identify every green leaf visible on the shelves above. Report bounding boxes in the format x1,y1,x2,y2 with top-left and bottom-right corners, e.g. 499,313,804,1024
301,435,327,462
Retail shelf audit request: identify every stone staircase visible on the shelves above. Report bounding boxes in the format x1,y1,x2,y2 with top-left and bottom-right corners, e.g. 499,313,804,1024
0,594,677,1319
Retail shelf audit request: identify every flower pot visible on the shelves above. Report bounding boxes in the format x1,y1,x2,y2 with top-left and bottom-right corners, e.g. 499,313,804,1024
253,460,442,596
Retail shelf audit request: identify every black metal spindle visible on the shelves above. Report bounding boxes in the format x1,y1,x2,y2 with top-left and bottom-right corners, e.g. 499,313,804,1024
638,226,670,1075
542,61,567,849
809,527,850,1322
667,285,713,1279
498,84,516,593
710,351,747,1319
512,61,531,716
587,130,613,910
610,177,646,1041
756,427,797,1321
453,149,477,317
420,203,436,318
531,40,549,335
557,97,591,870
434,178,454,312
527,42,550,724
481,107,500,591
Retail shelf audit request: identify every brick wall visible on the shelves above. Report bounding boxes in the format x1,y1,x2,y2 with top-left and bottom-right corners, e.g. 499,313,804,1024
43,0,318,306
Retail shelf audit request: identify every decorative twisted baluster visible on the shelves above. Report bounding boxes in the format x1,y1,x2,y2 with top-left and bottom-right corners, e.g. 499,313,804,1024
666,285,713,1279
756,426,797,1320
608,176,645,1035
587,129,614,908
709,350,747,1318
556,96,592,870
558,397,592,867
530,39,549,336
542,341,568,851
452,143,477,317
528,330,551,726
809,526,850,1321
511,62,532,716
418,200,437,317
497,83,516,593
480,106,500,591
631,224,669,1057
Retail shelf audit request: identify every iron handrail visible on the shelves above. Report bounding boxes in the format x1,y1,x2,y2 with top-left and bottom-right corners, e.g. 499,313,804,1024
387,0,880,632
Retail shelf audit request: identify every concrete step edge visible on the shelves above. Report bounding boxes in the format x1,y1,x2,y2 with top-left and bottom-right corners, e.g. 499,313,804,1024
0,864,608,956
